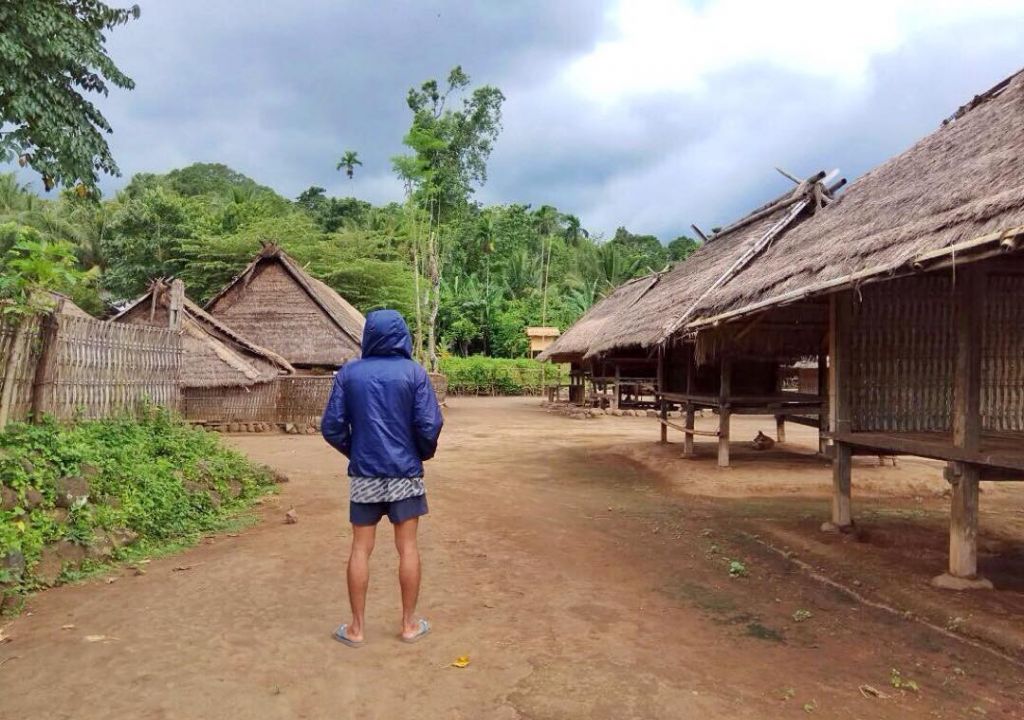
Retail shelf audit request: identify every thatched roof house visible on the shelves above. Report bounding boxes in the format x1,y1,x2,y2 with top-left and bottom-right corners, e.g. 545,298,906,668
540,170,839,363
113,279,294,388
204,244,365,370
685,68,1024,332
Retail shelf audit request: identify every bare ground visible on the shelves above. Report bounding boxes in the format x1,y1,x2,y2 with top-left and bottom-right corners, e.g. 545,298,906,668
1,396,1023,719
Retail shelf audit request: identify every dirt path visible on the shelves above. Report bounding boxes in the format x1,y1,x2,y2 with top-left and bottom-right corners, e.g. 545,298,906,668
2,397,1022,719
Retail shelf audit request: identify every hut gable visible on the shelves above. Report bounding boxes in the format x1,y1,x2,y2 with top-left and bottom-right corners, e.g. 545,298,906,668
113,280,294,389
204,244,365,369
688,67,1024,328
540,172,833,361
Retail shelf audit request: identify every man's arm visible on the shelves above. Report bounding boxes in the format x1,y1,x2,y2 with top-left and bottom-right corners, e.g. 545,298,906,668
412,369,443,461
321,371,351,457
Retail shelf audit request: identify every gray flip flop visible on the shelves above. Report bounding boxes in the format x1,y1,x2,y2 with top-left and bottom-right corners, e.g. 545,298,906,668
400,618,431,644
333,624,365,648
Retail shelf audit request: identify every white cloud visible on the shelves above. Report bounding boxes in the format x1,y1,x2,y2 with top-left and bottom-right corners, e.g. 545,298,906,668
566,0,1024,101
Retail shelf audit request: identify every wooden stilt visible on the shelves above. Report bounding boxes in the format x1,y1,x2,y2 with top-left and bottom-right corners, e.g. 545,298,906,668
683,346,695,457
611,364,620,411
657,347,667,443
933,266,991,589
718,356,731,468
816,353,828,456
775,415,786,443
824,292,853,531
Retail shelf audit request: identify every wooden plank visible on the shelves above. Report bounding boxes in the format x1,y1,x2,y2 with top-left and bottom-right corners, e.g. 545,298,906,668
657,348,667,444
953,266,983,451
833,431,1024,472
786,414,822,429
30,308,63,420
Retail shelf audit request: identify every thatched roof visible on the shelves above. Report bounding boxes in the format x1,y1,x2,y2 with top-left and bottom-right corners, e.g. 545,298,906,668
686,67,1024,330
112,280,294,388
539,172,835,362
204,243,365,368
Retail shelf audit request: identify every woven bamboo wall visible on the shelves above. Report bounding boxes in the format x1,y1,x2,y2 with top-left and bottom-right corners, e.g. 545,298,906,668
850,275,955,432
850,270,1024,433
182,375,333,425
0,316,44,423
46,315,182,419
983,273,1024,432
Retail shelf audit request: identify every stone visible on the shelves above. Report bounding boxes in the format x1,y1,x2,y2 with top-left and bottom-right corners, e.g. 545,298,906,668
611,409,624,417
647,410,659,418
19,458,35,475
0,485,17,511
108,527,139,548
2,550,26,580
226,480,243,499
24,487,44,510
228,423,241,433
820,521,854,534
207,491,222,509
272,470,289,484
931,573,994,591
284,423,297,434
54,476,90,509
35,541,87,587
284,509,299,524
46,508,70,524
86,534,116,561
79,463,100,479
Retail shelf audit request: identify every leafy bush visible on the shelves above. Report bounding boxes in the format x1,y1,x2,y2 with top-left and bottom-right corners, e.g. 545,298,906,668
440,355,569,396
0,409,273,600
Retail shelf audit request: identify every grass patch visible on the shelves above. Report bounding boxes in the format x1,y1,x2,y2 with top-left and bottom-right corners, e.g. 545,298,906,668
1,408,275,609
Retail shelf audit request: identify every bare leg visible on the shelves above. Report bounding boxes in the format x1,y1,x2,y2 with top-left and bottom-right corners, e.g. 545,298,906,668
346,523,378,642
394,517,422,638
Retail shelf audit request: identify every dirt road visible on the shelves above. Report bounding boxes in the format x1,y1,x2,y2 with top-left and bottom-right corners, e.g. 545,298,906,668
2,397,1022,719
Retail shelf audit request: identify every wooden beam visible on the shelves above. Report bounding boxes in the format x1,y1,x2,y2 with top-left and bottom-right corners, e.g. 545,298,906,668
660,418,718,436
817,353,829,455
718,356,732,468
827,292,853,529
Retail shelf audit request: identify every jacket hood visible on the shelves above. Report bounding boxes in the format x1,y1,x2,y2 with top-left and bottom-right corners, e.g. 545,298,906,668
361,309,413,359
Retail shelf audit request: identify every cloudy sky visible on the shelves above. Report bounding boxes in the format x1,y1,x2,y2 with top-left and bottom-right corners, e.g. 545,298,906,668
16,0,1024,239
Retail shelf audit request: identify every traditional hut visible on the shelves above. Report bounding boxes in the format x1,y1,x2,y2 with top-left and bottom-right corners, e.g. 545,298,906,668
112,279,294,420
525,326,560,359
541,171,839,455
679,68,1024,587
204,243,365,372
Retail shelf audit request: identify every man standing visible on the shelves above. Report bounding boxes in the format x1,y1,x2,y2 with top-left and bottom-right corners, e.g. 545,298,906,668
322,309,444,647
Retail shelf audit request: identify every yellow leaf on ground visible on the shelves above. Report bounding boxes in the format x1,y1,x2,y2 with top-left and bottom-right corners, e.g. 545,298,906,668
451,656,471,668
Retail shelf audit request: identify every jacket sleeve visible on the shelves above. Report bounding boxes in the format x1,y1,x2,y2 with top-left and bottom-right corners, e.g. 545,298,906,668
321,371,351,457
412,369,444,461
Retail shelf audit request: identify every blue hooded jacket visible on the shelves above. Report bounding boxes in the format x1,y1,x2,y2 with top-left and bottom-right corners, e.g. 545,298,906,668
321,309,444,479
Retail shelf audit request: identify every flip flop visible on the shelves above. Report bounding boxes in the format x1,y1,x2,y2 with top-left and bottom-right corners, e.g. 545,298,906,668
332,624,365,648
400,618,431,644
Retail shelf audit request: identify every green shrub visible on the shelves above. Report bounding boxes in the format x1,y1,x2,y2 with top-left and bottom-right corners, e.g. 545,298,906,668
0,408,273,599
439,356,569,396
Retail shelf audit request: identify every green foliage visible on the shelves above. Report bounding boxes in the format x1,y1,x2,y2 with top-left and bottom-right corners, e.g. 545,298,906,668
0,409,273,595
0,1,139,191
440,356,568,395
728,559,748,578
0,226,95,318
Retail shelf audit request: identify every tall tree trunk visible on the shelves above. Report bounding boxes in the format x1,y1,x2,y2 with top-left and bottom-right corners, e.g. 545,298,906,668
427,226,441,373
411,234,424,362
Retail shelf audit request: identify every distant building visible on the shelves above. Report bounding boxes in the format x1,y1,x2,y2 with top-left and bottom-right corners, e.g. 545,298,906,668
525,326,560,358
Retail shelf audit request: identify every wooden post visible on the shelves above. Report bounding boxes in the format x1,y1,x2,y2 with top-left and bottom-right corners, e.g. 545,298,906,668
611,364,620,411
168,279,185,332
30,304,64,421
718,355,731,468
933,266,991,589
775,415,786,443
683,346,695,457
825,292,852,530
817,353,828,455
0,317,33,430
658,347,667,443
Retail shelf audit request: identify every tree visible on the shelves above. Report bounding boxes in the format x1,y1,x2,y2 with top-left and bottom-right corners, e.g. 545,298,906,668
0,1,139,191
337,150,362,180
667,235,700,262
392,66,504,371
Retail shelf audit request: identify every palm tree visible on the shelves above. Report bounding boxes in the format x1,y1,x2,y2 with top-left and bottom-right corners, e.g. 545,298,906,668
561,213,589,246
337,150,363,180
